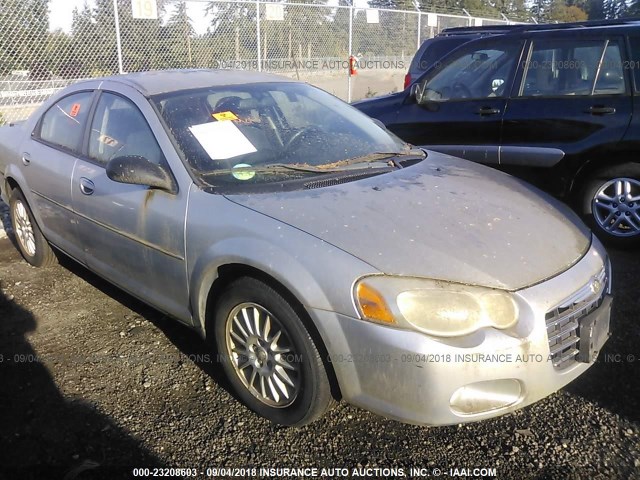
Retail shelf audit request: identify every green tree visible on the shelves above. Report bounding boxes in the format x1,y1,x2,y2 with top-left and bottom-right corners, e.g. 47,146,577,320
588,0,627,18
0,0,50,77
548,0,588,21
163,2,195,68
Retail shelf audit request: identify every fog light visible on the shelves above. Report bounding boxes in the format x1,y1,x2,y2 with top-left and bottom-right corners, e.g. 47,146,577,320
450,379,522,415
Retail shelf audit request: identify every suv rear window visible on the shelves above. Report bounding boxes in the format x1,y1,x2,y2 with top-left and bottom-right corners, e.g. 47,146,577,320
411,37,471,73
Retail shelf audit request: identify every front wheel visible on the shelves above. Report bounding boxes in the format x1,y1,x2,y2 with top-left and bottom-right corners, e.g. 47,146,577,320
582,169,640,248
9,189,57,267
213,277,333,426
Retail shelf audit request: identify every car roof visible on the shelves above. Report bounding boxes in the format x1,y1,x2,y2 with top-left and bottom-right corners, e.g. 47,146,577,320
441,17,640,37
74,69,292,97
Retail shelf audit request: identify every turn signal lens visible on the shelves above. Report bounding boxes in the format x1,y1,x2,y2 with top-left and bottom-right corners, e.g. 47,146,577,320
356,282,396,324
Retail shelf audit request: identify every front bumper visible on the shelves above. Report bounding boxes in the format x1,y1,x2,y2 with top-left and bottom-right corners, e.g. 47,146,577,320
311,238,610,426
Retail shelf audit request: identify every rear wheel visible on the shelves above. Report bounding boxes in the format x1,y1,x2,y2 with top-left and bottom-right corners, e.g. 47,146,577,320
581,166,640,248
213,277,333,426
9,189,57,267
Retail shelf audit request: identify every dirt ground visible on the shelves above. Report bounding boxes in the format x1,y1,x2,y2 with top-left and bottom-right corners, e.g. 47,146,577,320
1,222,640,479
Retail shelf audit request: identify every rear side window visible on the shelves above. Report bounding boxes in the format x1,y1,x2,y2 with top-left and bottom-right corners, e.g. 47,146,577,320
412,37,470,72
38,91,94,152
629,36,640,92
520,39,626,97
594,43,625,95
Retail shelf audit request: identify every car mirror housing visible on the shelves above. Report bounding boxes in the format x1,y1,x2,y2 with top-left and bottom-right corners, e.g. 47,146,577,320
409,82,422,103
106,155,176,194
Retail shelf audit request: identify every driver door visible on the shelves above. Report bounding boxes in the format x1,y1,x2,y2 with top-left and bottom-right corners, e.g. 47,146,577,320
387,37,525,165
71,90,190,322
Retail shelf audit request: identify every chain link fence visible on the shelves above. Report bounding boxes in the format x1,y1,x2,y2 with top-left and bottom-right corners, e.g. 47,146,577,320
0,0,523,123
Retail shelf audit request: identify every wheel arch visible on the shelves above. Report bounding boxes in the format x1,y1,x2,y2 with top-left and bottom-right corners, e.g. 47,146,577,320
202,261,342,400
569,158,640,213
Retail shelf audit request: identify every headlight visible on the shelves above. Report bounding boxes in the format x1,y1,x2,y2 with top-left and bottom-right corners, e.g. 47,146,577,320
354,276,519,337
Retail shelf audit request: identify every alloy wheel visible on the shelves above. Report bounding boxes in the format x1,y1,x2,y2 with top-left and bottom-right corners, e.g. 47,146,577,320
225,302,300,408
13,200,36,256
592,177,640,237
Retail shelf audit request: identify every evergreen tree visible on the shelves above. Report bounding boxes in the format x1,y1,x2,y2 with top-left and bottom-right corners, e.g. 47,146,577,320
0,0,50,76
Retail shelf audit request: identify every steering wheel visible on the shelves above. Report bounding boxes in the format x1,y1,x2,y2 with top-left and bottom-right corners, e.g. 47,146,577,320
452,82,472,99
284,126,320,150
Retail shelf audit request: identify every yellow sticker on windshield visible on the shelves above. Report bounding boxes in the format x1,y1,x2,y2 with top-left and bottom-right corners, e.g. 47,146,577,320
212,111,238,122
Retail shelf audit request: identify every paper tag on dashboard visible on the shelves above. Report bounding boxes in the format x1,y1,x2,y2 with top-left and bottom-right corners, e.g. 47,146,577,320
189,121,257,160
212,111,238,121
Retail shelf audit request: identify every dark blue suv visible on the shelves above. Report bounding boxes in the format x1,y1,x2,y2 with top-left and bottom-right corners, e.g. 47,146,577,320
354,19,640,247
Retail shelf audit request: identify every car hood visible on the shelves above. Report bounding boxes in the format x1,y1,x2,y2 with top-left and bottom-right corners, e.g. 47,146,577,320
351,92,402,113
225,151,591,291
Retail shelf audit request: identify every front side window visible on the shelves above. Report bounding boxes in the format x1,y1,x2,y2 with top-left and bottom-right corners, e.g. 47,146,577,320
88,92,164,166
39,91,94,152
153,82,411,190
520,39,625,97
417,39,523,101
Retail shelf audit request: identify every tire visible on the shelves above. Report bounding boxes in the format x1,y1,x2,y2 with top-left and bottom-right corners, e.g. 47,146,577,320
9,189,57,267
213,276,333,426
581,165,640,248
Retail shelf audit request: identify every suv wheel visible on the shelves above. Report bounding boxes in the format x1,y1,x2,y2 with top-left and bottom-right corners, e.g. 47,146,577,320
582,167,640,247
213,277,334,426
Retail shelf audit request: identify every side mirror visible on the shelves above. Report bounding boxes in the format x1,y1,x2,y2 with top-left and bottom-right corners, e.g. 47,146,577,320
411,82,430,105
106,155,176,194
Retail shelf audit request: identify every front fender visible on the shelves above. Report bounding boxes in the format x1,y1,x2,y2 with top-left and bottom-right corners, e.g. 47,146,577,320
189,235,374,336
184,187,379,341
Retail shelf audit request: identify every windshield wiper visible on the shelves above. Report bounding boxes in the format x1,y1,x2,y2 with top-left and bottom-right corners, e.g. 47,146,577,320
318,150,425,170
202,163,334,176
201,150,425,177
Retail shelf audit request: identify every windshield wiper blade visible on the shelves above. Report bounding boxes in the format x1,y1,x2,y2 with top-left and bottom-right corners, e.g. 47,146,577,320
202,163,333,176
201,150,424,177
318,151,424,170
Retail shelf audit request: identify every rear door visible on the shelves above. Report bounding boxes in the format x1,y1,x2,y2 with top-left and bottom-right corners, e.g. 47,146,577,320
625,35,640,151
71,88,191,322
21,90,95,260
387,36,524,165
501,34,633,173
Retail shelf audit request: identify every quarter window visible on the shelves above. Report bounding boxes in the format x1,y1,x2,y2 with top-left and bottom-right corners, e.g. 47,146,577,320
88,93,164,166
39,91,93,152
629,36,640,92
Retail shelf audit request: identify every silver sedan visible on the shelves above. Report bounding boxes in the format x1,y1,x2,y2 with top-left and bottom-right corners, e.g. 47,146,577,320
0,70,612,426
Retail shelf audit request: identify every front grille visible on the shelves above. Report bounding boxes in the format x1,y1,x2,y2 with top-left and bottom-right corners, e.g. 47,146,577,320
545,262,609,370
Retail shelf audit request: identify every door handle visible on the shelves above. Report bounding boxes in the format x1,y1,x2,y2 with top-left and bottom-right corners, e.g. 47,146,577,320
79,178,95,196
21,152,31,166
476,106,501,116
586,106,616,115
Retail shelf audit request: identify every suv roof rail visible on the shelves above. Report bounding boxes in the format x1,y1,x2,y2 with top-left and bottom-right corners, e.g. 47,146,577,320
441,17,640,36
438,26,516,36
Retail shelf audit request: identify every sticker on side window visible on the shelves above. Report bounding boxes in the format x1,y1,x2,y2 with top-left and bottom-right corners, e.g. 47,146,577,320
189,121,257,160
70,103,81,117
98,134,119,147
212,111,239,122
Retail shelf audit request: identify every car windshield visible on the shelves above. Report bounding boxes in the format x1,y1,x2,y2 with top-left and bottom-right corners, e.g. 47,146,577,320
152,82,413,189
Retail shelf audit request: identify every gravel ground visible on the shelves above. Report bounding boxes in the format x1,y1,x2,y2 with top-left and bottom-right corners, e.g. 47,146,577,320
0,200,9,239
0,225,639,480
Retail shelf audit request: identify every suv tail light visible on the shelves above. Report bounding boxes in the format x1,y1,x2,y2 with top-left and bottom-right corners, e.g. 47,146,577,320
404,72,411,89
